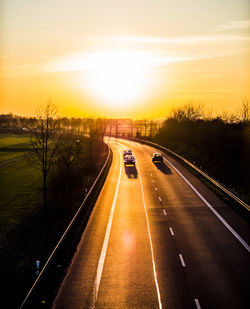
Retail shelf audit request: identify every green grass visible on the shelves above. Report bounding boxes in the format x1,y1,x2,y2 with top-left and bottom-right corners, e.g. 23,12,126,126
0,152,23,163
0,133,31,148
0,133,41,227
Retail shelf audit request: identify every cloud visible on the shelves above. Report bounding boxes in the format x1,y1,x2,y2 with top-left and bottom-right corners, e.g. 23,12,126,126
214,20,250,32
4,33,249,77
84,34,250,45
45,50,193,74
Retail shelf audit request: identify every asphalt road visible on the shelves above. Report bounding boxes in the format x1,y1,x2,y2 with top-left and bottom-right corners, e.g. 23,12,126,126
53,138,250,309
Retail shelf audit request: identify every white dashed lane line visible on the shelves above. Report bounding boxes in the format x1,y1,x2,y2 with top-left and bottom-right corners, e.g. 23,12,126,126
169,227,174,236
194,299,202,309
137,159,163,309
179,254,186,267
163,210,167,216
158,196,162,202
155,187,158,191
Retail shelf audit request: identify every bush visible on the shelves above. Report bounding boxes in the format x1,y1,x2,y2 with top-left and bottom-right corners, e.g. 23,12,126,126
155,118,250,203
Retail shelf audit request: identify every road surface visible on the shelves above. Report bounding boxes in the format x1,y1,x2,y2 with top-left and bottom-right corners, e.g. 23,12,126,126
53,138,250,309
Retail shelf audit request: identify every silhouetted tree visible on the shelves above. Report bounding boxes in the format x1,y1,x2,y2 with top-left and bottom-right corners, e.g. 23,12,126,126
155,102,250,203
149,120,157,138
142,119,149,136
171,103,204,122
27,100,61,208
115,120,119,136
96,118,109,141
57,131,82,176
108,119,113,136
239,99,249,123
134,120,143,137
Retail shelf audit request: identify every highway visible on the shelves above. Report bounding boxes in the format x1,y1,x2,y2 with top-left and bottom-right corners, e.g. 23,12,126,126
53,138,250,309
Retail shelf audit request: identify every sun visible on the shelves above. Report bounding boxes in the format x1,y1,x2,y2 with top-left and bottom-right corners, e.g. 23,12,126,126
81,49,156,107
48,48,160,109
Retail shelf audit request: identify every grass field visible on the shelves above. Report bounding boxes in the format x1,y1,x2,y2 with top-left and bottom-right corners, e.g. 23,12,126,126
0,133,41,227
0,133,31,148
0,152,22,162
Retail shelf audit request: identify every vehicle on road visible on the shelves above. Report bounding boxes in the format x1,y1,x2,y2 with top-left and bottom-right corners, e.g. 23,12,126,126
124,154,136,166
123,149,133,157
152,153,163,163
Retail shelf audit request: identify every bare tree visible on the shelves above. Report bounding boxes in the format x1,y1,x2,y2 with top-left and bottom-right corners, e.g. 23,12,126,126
57,132,82,175
115,120,119,136
171,103,204,122
108,119,113,136
219,112,238,124
27,100,61,208
239,99,249,123
149,120,158,138
96,118,109,141
142,119,149,137
134,120,144,137
86,118,98,163
129,119,134,137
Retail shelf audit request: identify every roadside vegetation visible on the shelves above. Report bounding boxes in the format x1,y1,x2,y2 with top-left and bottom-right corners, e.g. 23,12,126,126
153,102,250,204
0,103,109,307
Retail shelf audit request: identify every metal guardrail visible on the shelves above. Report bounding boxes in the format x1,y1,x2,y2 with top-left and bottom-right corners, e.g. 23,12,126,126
19,146,111,309
118,136,250,212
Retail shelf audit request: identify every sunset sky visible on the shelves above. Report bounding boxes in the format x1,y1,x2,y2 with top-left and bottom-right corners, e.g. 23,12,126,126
1,0,249,119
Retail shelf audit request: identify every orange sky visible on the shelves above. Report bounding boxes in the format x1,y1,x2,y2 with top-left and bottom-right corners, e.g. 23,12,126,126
1,0,249,119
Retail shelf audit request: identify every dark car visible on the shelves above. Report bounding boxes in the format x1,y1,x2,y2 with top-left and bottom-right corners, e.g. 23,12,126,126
123,149,133,157
124,154,136,166
152,153,163,163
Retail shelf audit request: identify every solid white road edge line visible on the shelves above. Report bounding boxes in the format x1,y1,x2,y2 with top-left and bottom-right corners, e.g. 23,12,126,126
179,254,186,267
162,156,250,253
91,144,123,308
137,160,163,309
194,298,202,309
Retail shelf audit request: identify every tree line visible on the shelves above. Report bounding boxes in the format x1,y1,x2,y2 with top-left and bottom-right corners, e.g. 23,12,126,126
0,112,161,138
154,101,250,204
